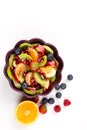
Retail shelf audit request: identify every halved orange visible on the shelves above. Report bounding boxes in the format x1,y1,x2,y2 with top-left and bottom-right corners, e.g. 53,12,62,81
15,101,39,125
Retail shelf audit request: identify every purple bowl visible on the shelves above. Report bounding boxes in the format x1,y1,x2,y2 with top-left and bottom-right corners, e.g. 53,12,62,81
4,38,64,99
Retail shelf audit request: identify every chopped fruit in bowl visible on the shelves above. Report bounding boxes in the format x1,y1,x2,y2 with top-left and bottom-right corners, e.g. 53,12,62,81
4,38,63,98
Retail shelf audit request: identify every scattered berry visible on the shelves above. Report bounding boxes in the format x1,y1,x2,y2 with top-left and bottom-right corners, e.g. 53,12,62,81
56,92,62,98
33,96,39,103
67,74,73,80
21,82,28,89
63,99,71,106
14,48,21,55
48,98,55,104
47,53,54,61
54,105,61,112
39,104,47,114
60,83,66,90
55,85,60,90
42,97,48,104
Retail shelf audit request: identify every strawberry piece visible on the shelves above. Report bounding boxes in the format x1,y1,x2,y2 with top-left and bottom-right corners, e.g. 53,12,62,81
54,105,61,112
39,104,47,114
46,60,57,67
13,73,19,83
63,99,71,106
33,96,39,103
36,44,46,54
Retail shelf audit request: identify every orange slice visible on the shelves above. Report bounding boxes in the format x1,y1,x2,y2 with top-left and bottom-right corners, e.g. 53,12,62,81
28,47,38,60
15,101,39,125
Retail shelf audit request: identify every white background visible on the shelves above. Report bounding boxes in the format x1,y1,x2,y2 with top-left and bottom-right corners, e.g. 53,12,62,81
0,0,87,130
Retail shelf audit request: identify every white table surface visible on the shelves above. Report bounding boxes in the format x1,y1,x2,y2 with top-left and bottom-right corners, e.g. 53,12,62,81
0,0,87,130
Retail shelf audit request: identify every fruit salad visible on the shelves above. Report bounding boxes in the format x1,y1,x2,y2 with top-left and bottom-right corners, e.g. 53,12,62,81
4,39,63,98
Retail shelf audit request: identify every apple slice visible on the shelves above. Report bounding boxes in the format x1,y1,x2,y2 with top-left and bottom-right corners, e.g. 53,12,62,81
40,66,56,78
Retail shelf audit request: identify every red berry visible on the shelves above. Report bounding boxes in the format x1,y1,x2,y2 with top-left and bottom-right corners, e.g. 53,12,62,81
39,104,47,114
63,99,71,106
32,96,39,103
54,105,61,112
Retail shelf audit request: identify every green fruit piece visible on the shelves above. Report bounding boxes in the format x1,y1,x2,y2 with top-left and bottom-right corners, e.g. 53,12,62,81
7,66,13,80
30,61,39,71
34,72,50,89
43,45,54,54
19,42,32,48
23,88,43,95
8,54,14,66
17,75,24,83
32,44,38,46
36,89,43,94
50,75,56,83
39,55,47,67
18,53,32,60
54,58,59,66
13,80,21,88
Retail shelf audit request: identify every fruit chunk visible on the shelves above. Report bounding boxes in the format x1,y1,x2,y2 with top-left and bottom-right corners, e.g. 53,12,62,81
55,85,60,90
60,83,66,89
36,44,45,53
30,61,39,71
7,66,13,80
19,42,32,48
25,72,34,86
21,82,28,89
28,47,38,60
15,63,29,83
50,75,56,83
47,53,54,61
39,104,47,114
40,66,56,78
56,92,62,98
43,45,54,54
46,60,57,68
13,80,21,88
14,48,21,55
15,101,39,125
63,99,71,106
54,105,61,112
8,54,14,66
34,72,50,89
23,88,43,95
42,98,48,104
18,53,32,60
39,55,47,67
48,98,55,104
67,74,73,80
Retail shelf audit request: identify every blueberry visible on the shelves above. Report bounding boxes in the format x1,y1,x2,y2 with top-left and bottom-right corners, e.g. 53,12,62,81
47,53,54,61
48,98,55,104
42,98,48,104
21,82,28,89
56,92,62,98
14,48,21,55
67,74,73,80
60,83,66,90
55,85,60,90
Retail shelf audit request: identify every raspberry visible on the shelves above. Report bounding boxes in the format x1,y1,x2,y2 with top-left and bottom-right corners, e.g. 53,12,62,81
63,99,71,106
54,105,61,112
